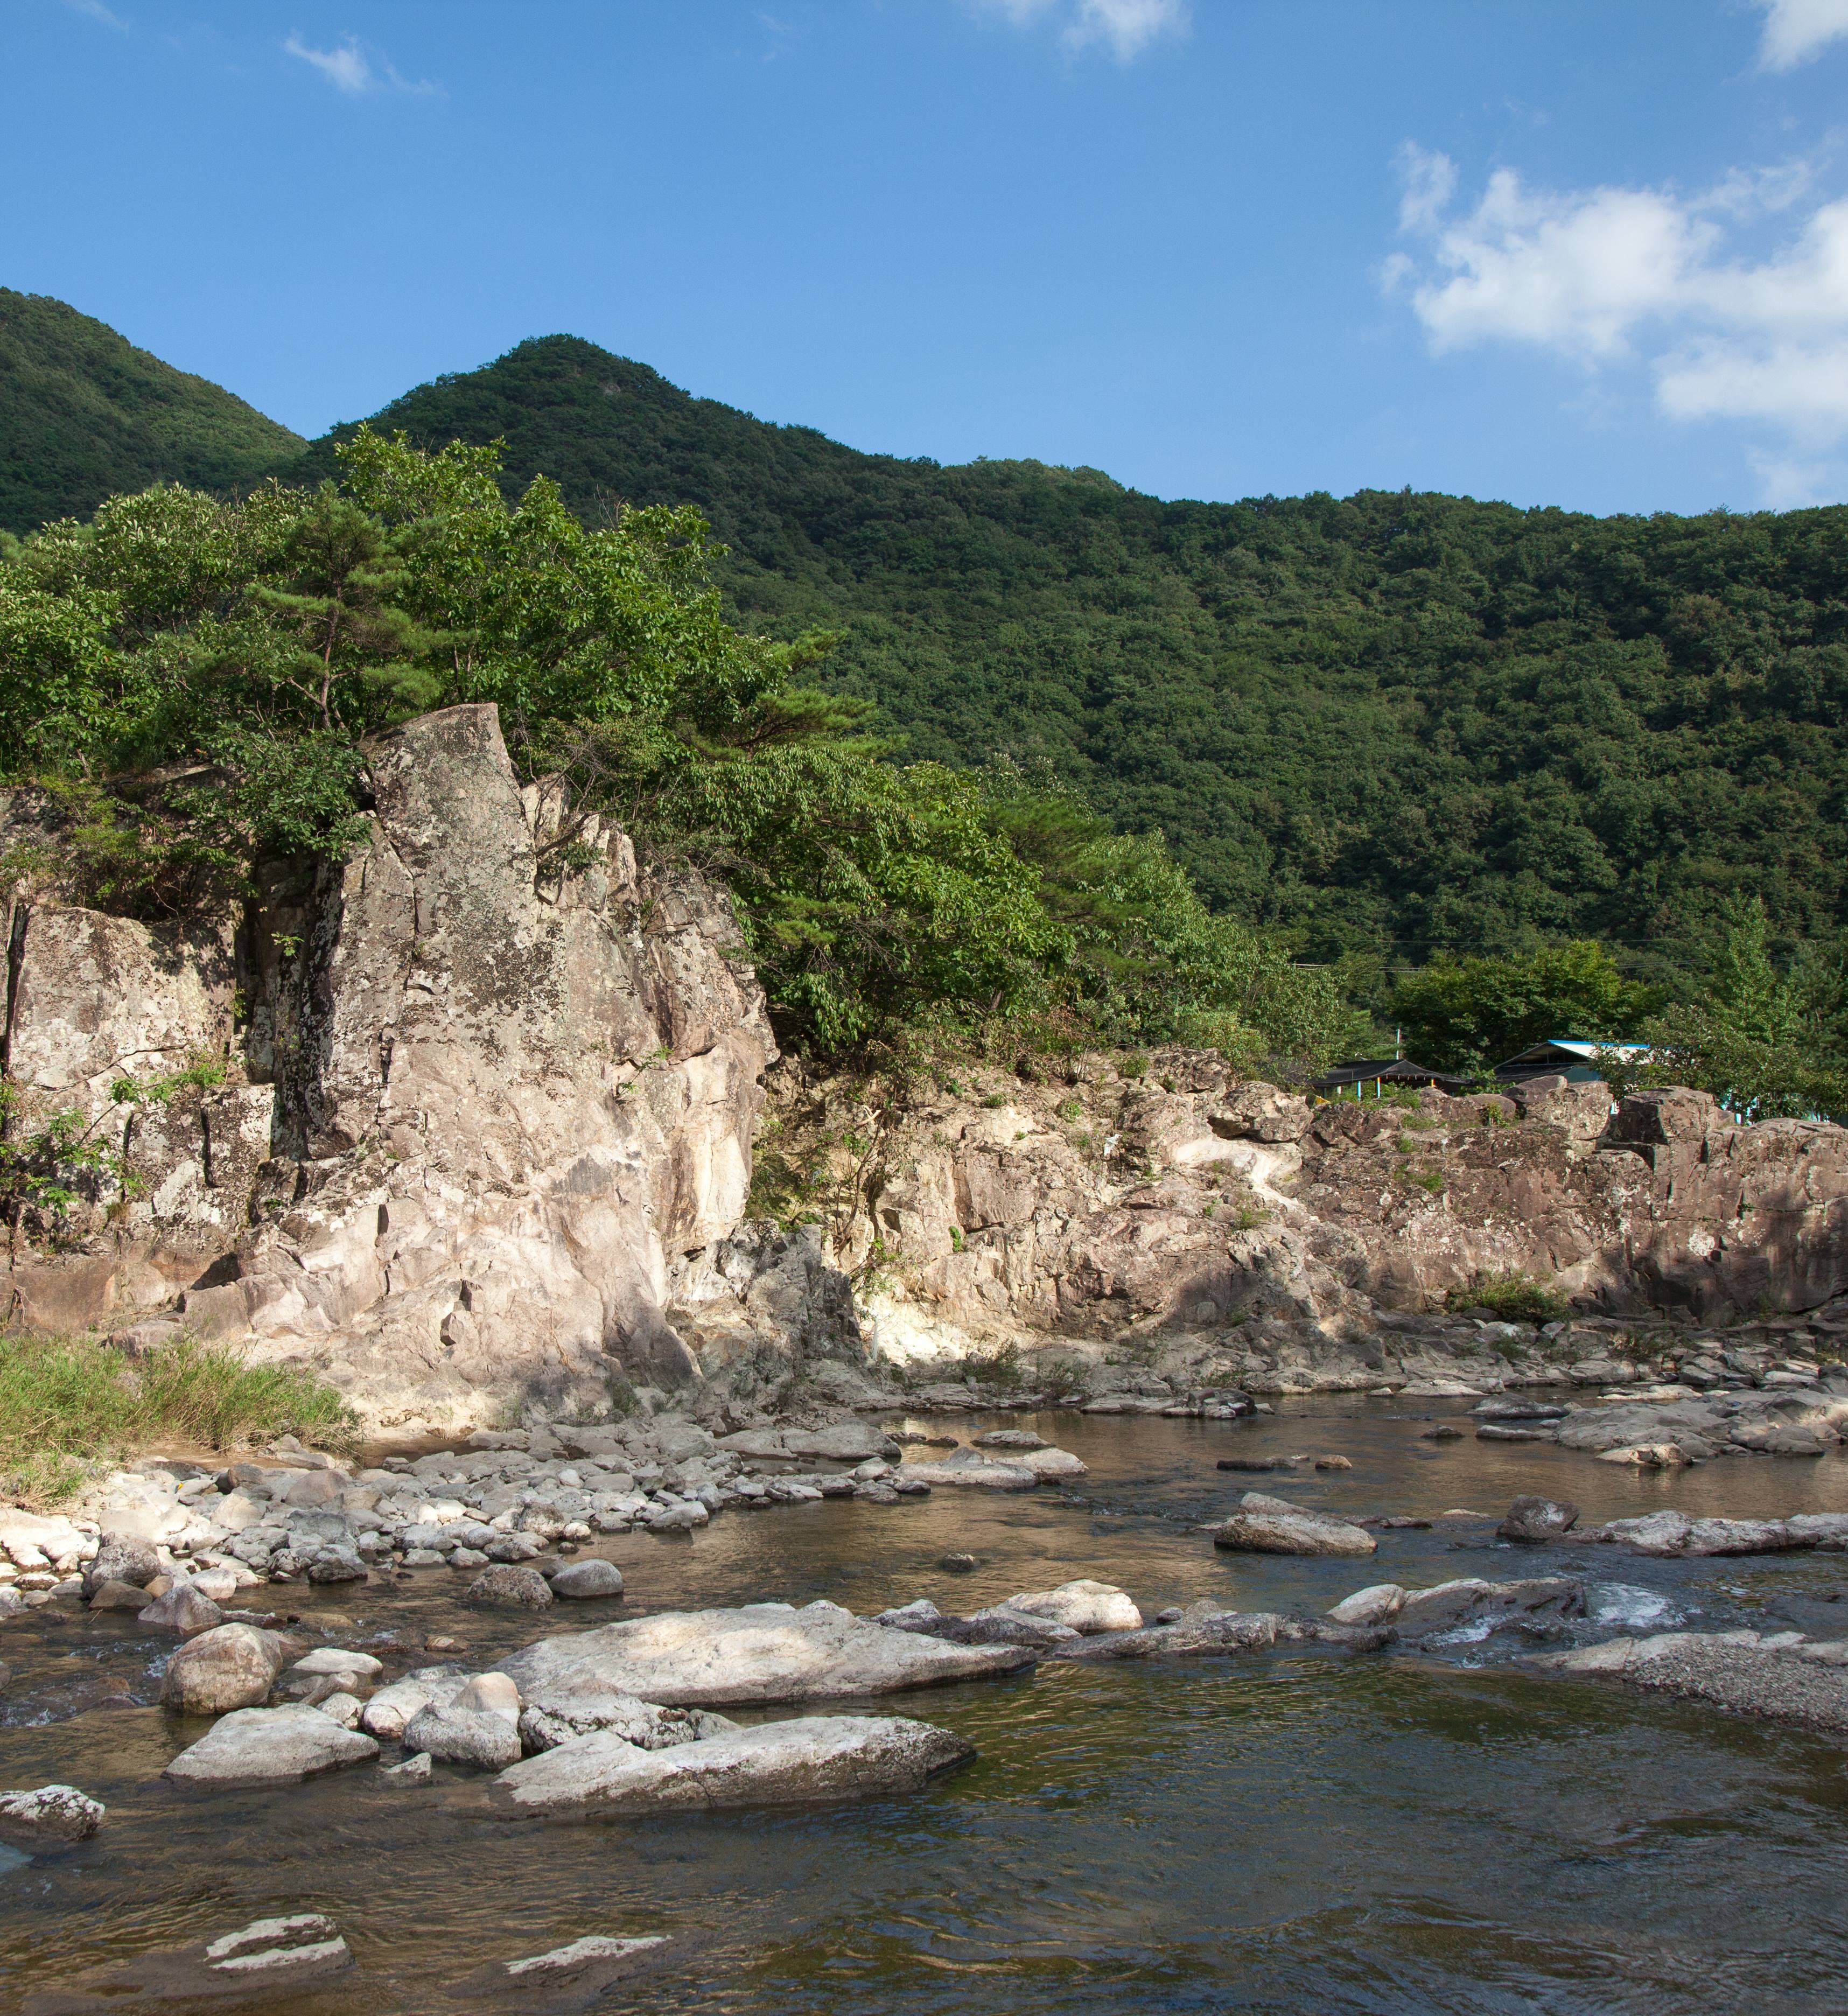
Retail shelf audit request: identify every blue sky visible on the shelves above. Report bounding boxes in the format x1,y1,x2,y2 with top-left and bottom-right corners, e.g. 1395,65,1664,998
5,0,1848,513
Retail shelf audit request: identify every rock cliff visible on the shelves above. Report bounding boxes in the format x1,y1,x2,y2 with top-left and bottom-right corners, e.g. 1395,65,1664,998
4,704,1848,1434
1,706,850,1434
766,1050,1848,1383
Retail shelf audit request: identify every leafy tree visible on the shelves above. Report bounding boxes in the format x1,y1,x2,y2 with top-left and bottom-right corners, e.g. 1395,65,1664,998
1616,895,1848,1118
0,432,1364,1069
1389,940,1658,1076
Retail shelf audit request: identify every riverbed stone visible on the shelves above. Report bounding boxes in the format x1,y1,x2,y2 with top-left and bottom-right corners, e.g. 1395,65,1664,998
163,1705,380,1785
985,1580,1141,1634
492,1713,972,1815
359,1667,472,1740
290,1648,384,1681
548,1559,625,1600
898,1451,1039,1489
1396,1577,1585,1640
82,1532,159,1600
160,1623,288,1715
517,1695,737,1754
495,1599,1037,1709
136,1584,224,1637
1326,1584,1407,1626
381,1751,432,1786
19,1912,352,2014
86,1579,155,1612
1497,1496,1580,1544
469,1565,555,1609
403,1703,522,1769
0,1784,104,1843
1212,1512,1377,1557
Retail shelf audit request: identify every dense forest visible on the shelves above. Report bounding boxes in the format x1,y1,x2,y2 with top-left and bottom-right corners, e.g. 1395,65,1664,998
4,300,1848,1109
284,337,1848,980
0,291,303,536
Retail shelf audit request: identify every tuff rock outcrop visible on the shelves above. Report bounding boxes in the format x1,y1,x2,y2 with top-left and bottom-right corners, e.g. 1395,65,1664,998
767,1052,1848,1385
1,706,858,1432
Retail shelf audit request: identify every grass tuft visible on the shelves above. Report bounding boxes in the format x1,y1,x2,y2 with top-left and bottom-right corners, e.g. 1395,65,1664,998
0,1332,358,1505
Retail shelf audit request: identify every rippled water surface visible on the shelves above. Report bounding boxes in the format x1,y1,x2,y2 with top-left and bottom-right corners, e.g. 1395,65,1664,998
5,1398,1848,2013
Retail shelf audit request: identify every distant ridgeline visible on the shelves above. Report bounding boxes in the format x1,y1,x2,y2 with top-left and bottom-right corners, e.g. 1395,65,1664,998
8,305,1848,977
0,290,302,534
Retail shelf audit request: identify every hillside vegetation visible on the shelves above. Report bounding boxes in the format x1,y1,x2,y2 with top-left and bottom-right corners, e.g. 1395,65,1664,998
0,290,303,537
286,336,1848,978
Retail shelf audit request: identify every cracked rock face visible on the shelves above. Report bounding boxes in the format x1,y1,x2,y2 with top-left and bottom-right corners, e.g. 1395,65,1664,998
2,706,859,1434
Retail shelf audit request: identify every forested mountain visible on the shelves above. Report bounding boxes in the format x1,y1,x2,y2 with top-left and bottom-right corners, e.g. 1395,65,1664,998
286,337,1848,977
7,306,1847,979
0,291,302,537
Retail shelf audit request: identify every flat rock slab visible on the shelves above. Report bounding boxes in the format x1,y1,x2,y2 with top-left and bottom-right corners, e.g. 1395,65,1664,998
494,1600,1035,1708
1055,1610,1393,1661
163,1706,380,1786
1396,1577,1584,1640
1530,1630,1848,1731
444,1934,670,2012
21,1912,353,2012
492,1714,972,1815
898,1455,1039,1489
1212,1513,1376,1557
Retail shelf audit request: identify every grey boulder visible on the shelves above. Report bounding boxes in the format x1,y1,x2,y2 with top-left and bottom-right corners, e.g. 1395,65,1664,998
469,1565,555,1609
494,1599,1035,1709
160,1624,288,1716
1530,1629,1848,1731
548,1559,625,1600
136,1585,224,1637
1396,1577,1584,1640
1212,1513,1376,1558
82,1532,160,1601
402,1704,522,1770
492,1714,972,1815
163,1705,380,1786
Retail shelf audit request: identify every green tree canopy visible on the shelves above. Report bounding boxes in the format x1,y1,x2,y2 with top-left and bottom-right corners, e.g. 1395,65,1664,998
1389,940,1658,1076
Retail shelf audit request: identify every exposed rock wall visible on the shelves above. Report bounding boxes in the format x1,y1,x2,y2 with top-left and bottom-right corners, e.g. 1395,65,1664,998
0,707,850,1434
769,1053,1848,1371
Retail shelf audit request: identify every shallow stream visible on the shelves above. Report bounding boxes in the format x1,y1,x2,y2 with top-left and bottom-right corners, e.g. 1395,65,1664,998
5,1397,1848,2013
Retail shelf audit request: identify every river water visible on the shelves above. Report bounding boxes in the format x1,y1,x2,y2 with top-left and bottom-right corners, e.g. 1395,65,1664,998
5,1397,1848,2014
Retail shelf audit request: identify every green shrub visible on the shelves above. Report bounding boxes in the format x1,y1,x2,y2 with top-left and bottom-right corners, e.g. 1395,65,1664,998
1445,1271,1569,1324
0,1332,356,1504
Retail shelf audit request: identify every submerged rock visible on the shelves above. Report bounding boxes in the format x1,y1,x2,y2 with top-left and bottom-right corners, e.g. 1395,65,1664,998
494,1599,1036,1708
163,1705,380,1786
20,1912,352,2013
444,1933,670,2008
1530,1629,1848,1731
492,1714,973,1815
403,1704,522,1770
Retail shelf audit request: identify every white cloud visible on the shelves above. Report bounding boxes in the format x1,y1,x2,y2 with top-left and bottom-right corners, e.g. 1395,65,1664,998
970,0,1187,61
1064,0,1188,60
1755,0,1848,71
283,31,438,97
62,0,127,27
1388,148,1848,487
